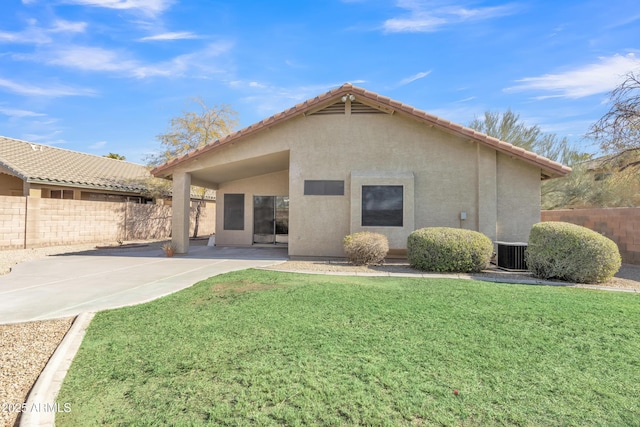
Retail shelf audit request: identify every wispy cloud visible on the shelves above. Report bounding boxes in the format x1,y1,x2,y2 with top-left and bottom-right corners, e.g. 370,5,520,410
383,1,520,33
90,140,107,149
0,19,86,44
0,77,95,97
60,0,174,16
0,107,46,118
14,41,234,78
397,70,432,86
138,31,199,41
505,53,640,99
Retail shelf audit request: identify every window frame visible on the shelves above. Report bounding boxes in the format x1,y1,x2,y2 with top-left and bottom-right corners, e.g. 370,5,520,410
361,185,404,227
223,193,245,230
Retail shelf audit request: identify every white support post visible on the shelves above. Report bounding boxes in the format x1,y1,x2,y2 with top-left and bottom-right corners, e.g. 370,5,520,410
172,172,191,254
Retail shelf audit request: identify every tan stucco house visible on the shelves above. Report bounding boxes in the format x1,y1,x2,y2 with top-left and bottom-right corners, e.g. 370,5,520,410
0,136,155,202
152,84,571,256
0,136,214,204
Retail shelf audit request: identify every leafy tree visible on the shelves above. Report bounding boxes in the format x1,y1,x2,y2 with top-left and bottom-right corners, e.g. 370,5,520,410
468,110,588,209
104,152,126,160
468,109,585,166
147,98,238,237
589,71,640,153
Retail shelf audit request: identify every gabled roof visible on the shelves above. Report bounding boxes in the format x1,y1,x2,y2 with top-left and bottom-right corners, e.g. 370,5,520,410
152,83,572,180
0,136,150,193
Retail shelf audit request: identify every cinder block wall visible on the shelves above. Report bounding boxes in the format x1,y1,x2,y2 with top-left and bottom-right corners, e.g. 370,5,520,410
0,195,27,247
541,208,640,264
0,196,215,249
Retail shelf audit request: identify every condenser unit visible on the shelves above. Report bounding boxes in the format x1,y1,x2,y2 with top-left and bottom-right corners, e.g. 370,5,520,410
496,242,528,271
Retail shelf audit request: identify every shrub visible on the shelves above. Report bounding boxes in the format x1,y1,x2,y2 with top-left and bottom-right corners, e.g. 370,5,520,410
343,232,389,265
407,227,493,273
526,222,621,284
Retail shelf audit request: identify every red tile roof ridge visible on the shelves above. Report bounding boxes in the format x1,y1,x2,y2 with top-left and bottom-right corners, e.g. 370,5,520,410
151,83,571,178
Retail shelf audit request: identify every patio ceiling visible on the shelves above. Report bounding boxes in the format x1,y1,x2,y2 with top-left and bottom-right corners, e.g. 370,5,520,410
188,150,290,189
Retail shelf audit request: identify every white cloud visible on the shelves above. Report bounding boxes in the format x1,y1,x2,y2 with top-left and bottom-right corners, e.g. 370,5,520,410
61,0,174,15
397,70,432,86
0,77,95,97
138,31,199,41
383,1,520,33
0,107,46,118
50,19,88,33
90,140,107,149
0,19,87,44
15,41,233,78
505,53,640,99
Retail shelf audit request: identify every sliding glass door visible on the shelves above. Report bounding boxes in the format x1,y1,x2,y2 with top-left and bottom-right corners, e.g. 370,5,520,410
253,196,288,244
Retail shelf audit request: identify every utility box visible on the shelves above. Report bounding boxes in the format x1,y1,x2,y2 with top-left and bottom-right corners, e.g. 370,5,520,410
496,241,528,271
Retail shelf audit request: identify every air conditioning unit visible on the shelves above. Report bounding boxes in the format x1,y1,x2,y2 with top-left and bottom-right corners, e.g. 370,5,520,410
496,242,528,271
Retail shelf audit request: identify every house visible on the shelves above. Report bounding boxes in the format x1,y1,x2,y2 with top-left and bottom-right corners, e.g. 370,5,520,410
0,136,156,202
152,84,571,256
0,136,214,204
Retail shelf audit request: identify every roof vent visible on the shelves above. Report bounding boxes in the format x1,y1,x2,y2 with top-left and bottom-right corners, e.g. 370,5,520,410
310,101,346,115
351,100,387,114
30,144,44,151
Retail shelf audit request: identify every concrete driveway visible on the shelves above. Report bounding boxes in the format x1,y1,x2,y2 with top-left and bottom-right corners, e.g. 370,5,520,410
0,244,287,324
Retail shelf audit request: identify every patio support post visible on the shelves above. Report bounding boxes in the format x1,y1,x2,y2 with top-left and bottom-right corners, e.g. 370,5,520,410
172,171,191,254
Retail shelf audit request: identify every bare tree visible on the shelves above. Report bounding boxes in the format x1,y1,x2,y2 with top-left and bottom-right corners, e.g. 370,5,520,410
146,98,238,167
148,98,238,237
589,71,640,153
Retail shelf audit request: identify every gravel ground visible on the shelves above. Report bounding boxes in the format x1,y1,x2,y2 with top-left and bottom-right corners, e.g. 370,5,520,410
267,259,640,291
0,317,74,427
0,240,168,427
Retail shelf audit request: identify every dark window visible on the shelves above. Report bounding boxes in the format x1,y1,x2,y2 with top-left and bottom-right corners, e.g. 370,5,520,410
362,185,403,227
304,180,344,195
224,194,244,230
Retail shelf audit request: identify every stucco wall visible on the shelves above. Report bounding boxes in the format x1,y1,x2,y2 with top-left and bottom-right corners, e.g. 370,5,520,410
496,153,541,242
215,170,288,246
178,108,543,257
0,173,23,196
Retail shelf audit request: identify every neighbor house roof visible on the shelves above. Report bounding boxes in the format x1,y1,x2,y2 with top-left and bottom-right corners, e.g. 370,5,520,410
152,83,572,180
0,136,150,193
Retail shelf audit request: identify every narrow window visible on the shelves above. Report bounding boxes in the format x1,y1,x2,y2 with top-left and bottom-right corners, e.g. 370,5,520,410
304,180,344,196
362,185,403,227
224,194,244,230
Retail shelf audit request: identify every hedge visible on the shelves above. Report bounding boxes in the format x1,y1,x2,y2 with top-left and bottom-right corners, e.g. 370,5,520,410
407,227,493,273
526,222,621,284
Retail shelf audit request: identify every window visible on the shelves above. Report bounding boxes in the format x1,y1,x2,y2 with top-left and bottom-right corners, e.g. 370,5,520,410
304,180,344,196
50,189,74,199
224,194,244,230
362,185,403,227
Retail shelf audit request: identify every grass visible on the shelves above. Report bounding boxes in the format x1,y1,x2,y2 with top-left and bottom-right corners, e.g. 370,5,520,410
57,270,640,426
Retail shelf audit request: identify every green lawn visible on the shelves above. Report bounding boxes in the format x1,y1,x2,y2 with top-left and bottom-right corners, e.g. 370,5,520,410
57,270,640,426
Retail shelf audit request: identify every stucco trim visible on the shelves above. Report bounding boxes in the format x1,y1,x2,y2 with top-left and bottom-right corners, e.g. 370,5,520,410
350,171,415,250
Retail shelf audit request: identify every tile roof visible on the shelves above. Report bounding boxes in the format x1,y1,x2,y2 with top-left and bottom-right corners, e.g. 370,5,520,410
152,83,572,180
0,136,151,193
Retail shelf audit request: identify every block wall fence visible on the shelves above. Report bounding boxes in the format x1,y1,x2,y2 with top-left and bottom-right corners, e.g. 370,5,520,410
0,195,215,249
541,207,640,264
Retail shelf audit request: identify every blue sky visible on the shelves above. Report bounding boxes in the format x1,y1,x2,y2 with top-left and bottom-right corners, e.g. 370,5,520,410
1,0,639,164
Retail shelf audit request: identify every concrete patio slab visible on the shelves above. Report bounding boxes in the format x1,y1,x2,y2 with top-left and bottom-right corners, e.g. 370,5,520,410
0,245,287,324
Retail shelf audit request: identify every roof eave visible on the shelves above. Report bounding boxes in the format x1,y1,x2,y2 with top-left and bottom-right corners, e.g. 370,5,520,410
150,83,572,179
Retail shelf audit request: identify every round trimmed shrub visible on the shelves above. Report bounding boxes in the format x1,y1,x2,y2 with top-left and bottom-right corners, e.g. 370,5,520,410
407,227,493,273
526,222,621,284
343,232,389,265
